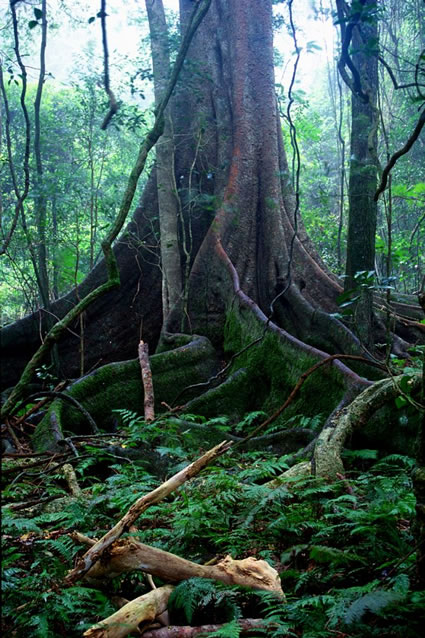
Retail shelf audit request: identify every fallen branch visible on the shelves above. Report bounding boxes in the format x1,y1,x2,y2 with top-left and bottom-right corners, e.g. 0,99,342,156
83,585,174,638
142,619,273,638
65,440,232,584
80,537,283,596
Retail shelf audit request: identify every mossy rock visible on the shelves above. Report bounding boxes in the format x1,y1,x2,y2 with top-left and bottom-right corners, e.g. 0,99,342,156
33,334,219,451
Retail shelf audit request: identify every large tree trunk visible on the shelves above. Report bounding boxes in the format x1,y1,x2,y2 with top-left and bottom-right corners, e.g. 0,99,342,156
0,0,422,398
342,0,379,350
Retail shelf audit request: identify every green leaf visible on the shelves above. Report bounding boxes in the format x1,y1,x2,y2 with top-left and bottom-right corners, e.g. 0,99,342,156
88,16,96,24
33,7,43,19
28,20,39,29
395,396,408,409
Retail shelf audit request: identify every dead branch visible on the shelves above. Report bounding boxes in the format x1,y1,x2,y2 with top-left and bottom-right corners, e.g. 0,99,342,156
62,463,82,497
139,341,155,422
81,537,284,597
83,585,174,638
142,619,273,638
65,439,232,584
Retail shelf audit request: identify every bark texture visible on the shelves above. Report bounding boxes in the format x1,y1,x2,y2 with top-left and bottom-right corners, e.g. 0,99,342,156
0,0,351,394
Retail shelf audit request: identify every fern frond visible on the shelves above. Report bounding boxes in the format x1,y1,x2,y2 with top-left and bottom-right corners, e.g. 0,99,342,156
344,590,402,624
207,618,241,638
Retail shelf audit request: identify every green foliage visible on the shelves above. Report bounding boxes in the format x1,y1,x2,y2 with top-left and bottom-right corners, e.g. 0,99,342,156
2,407,424,637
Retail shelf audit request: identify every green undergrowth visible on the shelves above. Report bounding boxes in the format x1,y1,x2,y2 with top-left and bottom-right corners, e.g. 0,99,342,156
2,409,424,637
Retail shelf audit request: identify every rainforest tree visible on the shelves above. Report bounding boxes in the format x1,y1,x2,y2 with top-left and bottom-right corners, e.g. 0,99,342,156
2,0,423,516
1,0,425,631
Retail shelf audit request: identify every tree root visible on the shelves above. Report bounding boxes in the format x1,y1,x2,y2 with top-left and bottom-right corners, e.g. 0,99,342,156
269,374,423,483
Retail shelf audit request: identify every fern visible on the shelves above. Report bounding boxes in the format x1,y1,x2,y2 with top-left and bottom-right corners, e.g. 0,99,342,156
309,544,365,566
344,589,403,624
169,578,218,623
207,618,241,638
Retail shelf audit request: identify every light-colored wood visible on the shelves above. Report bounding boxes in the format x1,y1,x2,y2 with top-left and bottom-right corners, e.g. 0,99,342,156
66,440,232,584
83,585,173,638
83,538,284,598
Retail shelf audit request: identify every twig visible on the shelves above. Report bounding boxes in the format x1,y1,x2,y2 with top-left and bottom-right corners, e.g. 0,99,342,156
11,391,99,434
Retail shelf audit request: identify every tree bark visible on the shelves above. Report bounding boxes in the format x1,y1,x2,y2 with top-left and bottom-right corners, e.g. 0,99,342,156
146,0,183,318
339,0,379,349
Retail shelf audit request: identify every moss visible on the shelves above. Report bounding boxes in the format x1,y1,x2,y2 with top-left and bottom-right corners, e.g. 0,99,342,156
33,335,219,450
222,305,346,426
185,368,251,419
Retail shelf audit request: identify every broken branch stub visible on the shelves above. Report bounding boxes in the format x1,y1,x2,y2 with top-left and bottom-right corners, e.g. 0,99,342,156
138,340,155,422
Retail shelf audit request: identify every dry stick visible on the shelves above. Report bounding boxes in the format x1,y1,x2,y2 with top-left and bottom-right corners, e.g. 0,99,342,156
138,341,155,422
65,439,232,585
234,353,386,449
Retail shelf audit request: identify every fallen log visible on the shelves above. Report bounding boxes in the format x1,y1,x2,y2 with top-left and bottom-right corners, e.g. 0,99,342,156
142,619,273,637
83,585,174,638
81,537,284,597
